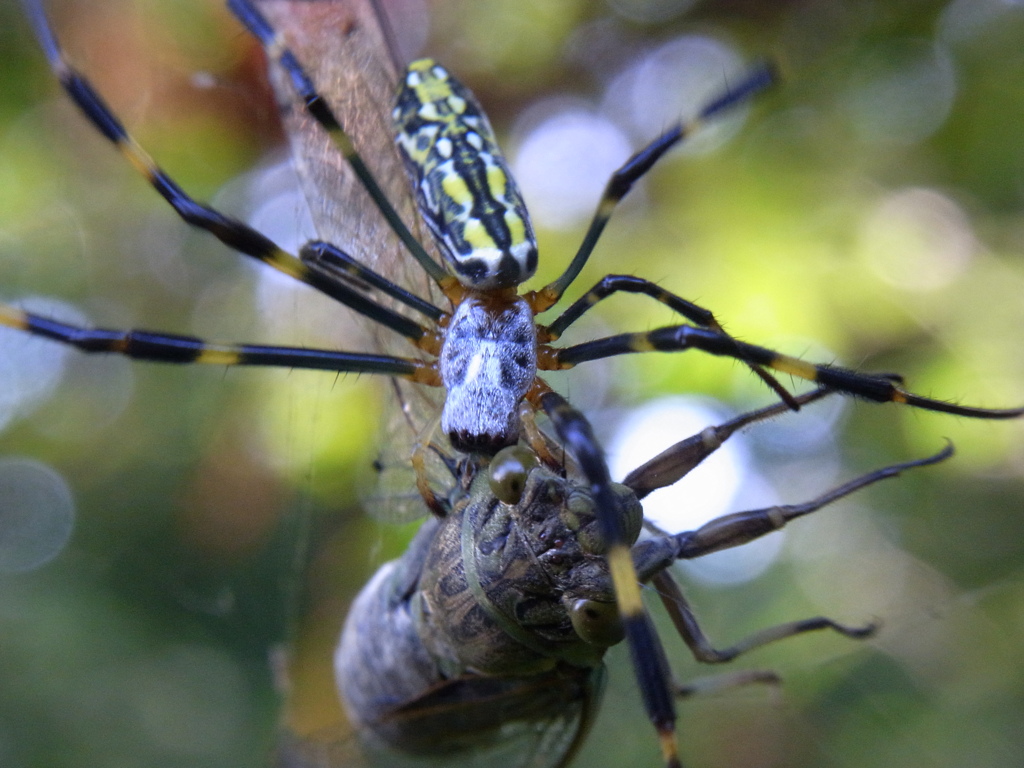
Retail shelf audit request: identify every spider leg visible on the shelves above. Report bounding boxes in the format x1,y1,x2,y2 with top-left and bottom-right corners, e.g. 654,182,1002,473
228,0,448,286
301,241,444,322
534,386,684,768
555,324,1024,419
542,273,799,409
0,304,439,382
535,62,776,306
545,275,725,339
21,0,432,342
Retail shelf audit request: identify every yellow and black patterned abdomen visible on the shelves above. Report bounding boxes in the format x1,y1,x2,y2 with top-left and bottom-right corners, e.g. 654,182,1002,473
394,59,538,290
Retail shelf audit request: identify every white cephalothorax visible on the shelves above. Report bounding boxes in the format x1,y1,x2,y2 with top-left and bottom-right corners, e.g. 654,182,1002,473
439,294,537,452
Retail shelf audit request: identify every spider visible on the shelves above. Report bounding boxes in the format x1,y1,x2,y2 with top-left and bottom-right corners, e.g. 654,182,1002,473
3,1,1022,766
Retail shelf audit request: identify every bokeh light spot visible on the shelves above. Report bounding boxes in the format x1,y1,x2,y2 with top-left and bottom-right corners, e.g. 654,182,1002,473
609,396,783,584
0,458,75,574
938,0,1024,45
0,296,79,432
858,187,975,292
513,102,632,230
842,39,956,146
604,35,747,154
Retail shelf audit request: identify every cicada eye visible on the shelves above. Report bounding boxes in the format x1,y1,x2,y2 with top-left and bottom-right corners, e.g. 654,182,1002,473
568,598,624,647
488,445,538,504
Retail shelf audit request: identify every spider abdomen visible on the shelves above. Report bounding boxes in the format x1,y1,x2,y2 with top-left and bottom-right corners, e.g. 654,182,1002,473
394,59,538,291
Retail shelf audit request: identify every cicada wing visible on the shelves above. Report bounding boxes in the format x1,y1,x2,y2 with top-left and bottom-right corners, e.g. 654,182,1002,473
253,0,424,284
362,670,598,768
275,689,592,768
254,0,450,523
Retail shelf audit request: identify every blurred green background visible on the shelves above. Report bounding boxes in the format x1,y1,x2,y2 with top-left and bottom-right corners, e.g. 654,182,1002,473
1,1,1023,767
